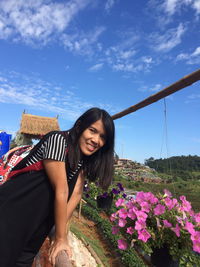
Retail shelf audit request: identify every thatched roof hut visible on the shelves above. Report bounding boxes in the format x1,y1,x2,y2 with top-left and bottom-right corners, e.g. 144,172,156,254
19,113,60,140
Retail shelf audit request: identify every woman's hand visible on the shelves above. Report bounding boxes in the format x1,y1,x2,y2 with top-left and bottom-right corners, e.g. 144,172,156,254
49,238,72,266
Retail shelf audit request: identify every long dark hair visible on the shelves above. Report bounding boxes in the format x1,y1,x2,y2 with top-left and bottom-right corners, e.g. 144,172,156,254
67,107,115,190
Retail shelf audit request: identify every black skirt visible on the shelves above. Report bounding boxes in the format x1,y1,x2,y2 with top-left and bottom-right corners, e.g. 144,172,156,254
0,170,55,267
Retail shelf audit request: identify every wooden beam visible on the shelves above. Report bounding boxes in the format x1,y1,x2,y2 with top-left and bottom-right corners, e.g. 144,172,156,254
112,69,200,120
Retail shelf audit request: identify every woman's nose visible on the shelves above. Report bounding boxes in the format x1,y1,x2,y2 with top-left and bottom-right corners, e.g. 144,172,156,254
91,134,99,144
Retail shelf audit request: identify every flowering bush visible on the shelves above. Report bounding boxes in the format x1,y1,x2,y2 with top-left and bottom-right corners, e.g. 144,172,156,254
110,189,200,266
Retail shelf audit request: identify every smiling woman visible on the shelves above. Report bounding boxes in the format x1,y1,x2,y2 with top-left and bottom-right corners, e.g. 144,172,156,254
78,120,106,155
0,107,115,267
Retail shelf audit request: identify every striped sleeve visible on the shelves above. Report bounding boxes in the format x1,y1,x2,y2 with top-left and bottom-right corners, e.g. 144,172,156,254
43,133,67,161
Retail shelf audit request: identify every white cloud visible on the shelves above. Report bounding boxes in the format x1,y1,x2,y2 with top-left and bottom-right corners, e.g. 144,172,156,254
150,23,186,52
119,49,136,59
142,56,153,64
62,26,105,56
188,93,200,99
150,84,162,92
112,63,136,72
192,46,200,56
0,72,92,120
105,0,116,12
176,53,189,61
148,0,199,28
88,63,104,71
0,0,90,45
193,0,200,13
162,0,200,15
164,0,180,15
103,31,154,73
176,46,200,64
138,83,162,92
0,71,117,120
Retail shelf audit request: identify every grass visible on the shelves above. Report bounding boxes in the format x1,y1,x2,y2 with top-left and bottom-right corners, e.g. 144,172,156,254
70,222,110,267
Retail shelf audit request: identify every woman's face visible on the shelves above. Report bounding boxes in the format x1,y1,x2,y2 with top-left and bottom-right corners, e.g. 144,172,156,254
79,119,106,156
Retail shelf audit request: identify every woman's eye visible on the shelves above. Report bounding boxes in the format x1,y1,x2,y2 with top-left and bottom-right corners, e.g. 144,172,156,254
89,128,95,133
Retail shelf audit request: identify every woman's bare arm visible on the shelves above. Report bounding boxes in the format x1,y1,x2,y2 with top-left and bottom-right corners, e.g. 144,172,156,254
43,160,69,241
43,159,85,264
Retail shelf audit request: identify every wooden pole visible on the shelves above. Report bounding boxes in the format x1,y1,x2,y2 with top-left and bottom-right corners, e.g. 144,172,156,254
78,199,87,220
112,69,200,120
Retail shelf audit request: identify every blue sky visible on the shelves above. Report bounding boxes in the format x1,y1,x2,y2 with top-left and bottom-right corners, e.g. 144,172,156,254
0,0,199,163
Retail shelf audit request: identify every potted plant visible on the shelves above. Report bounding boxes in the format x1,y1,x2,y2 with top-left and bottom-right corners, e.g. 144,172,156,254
84,182,126,210
110,189,200,266
97,191,114,209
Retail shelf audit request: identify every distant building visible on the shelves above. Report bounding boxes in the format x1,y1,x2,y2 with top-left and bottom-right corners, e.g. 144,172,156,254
14,112,60,146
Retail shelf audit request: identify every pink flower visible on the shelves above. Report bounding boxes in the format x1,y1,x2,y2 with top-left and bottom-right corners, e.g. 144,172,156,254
118,239,128,250
163,220,172,228
191,232,200,253
192,240,200,253
135,220,146,231
191,231,200,242
140,201,151,212
115,198,125,207
131,206,138,213
126,226,134,235
127,210,136,220
110,213,117,222
136,192,158,204
136,191,145,202
154,204,165,215
118,218,127,227
194,212,200,223
112,226,119,235
145,192,158,204
171,224,180,237
179,195,192,212
126,200,135,209
118,208,128,219
164,198,177,210
185,221,195,235
135,210,148,221
138,229,151,243
180,195,186,202
172,198,178,206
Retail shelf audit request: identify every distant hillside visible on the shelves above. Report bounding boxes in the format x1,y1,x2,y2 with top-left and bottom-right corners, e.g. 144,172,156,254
114,158,162,183
145,155,200,181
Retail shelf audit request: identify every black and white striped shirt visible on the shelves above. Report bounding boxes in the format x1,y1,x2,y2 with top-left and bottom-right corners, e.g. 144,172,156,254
26,132,67,166
25,132,82,181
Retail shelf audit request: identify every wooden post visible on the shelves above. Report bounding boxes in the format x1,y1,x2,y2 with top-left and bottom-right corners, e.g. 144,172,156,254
78,198,87,220
112,69,200,120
